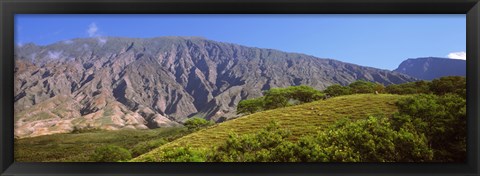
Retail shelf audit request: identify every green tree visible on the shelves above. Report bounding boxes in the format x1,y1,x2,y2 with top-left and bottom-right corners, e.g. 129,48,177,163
184,117,214,131
323,84,352,97
429,76,466,96
386,80,431,95
263,88,289,109
285,85,325,102
263,85,324,109
348,80,381,94
237,97,265,114
90,145,132,162
392,94,466,161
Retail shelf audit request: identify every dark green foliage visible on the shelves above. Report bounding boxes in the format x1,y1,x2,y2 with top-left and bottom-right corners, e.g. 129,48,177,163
184,117,215,131
209,118,432,162
130,139,167,157
263,88,290,109
237,97,265,114
158,147,208,162
15,127,188,162
385,76,465,97
209,121,292,162
392,94,466,162
429,76,466,96
90,145,132,162
323,84,352,97
284,117,433,162
305,117,433,162
238,85,325,114
285,85,326,103
348,80,384,94
385,81,431,95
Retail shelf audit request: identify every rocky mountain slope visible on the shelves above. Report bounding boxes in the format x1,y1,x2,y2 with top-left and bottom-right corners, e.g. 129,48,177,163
14,36,416,138
394,57,466,80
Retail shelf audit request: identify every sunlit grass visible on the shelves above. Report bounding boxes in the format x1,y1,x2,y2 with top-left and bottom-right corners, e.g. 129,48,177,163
133,94,408,162
14,127,186,162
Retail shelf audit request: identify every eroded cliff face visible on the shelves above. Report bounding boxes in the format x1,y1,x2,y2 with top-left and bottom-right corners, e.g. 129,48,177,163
14,36,416,138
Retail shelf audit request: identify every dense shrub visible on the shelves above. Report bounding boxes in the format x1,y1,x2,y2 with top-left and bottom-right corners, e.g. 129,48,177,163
157,147,208,162
237,97,265,114
323,84,352,97
290,117,433,162
348,80,384,94
392,94,466,161
237,85,325,114
263,88,290,109
131,139,167,157
90,145,132,162
429,76,466,96
209,118,433,162
209,121,291,162
385,81,431,95
285,85,325,103
184,117,214,131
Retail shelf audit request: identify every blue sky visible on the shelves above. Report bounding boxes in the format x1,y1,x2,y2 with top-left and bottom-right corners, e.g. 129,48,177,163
15,14,466,70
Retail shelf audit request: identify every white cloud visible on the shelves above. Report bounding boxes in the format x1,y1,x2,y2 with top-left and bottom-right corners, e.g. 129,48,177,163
86,23,108,45
447,51,466,60
97,37,107,45
87,23,98,37
47,51,63,59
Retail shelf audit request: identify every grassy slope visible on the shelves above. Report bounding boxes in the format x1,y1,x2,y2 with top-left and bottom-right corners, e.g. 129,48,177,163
14,127,186,162
133,94,407,162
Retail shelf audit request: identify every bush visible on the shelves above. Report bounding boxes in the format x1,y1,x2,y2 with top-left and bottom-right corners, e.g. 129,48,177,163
263,88,290,109
349,80,383,94
385,81,431,95
184,117,214,131
292,117,433,162
131,139,167,157
429,76,466,96
261,85,324,110
323,84,352,97
209,121,291,162
285,85,325,103
237,97,265,115
90,145,132,162
392,94,466,161
209,117,433,162
159,147,208,162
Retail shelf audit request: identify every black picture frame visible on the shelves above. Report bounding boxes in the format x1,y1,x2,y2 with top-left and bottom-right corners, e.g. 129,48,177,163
1,0,479,176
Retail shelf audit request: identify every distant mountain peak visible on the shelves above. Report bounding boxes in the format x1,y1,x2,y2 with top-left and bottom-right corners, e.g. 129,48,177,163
394,57,466,80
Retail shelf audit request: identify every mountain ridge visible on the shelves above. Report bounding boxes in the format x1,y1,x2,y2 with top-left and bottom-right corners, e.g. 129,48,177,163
394,57,466,80
14,36,417,138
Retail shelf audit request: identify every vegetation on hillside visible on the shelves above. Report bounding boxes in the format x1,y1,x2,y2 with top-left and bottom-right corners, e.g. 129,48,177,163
133,94,405,162
184,117,215,132
137,92,465,162
135,76,466,162
14,127,187,162
237,85,325,114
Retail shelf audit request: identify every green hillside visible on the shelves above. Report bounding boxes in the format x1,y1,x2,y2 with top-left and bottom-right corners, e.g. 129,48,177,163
14,127,187,162
133,94,407,162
